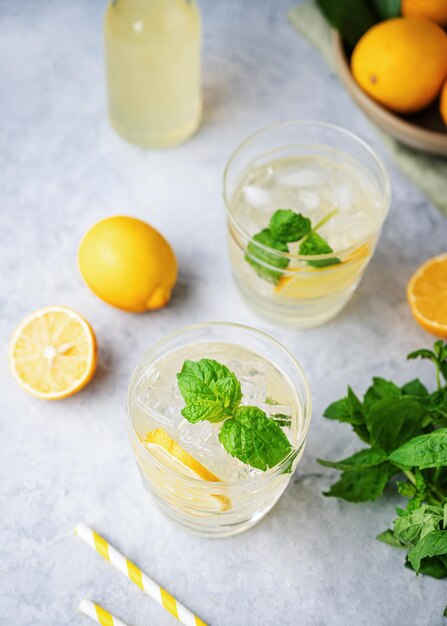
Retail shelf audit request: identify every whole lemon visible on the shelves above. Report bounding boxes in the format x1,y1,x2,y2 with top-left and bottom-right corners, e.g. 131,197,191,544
352,17,447,113
78,216,177,312
402,0,447,26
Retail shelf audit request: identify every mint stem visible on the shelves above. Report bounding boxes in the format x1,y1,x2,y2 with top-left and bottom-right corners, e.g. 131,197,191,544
403,468,443,505
403,469,416,486
299,208,339,251
313,209,339,232
429,479,444,503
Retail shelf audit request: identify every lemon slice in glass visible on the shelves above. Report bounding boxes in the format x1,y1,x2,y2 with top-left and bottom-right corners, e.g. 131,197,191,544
144,428,231,512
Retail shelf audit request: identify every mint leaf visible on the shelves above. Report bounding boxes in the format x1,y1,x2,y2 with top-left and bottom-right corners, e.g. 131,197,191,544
269,209,311,243
324,387,370,443
316,0,377,47
213,376,243,408
218,406,292,471
299,231,341,268
181,402,229,424
428,388,447,425
366,397,427,454
393,505,443,546
177,359,234,403
389,429,447,470
324,463,396,502
318,447,388,472
324,387,365,425
408,342,447,386
376,529,406,549
406,556,447,579
396,481,418,499
401,379,429,397
270,413,292,428
364,377,401,412
407,348,439,362
369,0,400,19
408,530,447,573
265,396,279,405
177,359,242,423
245,229,289,284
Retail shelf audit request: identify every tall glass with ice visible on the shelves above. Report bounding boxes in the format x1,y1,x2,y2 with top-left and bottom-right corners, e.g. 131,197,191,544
224,121,391,328
126,323,311,537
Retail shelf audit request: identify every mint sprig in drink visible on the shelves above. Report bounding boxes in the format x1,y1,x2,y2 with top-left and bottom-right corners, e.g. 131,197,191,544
177,358,293,471
126,323,311,537
224,121,391,328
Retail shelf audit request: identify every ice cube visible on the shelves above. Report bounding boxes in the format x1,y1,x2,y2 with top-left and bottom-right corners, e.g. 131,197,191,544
332,182,353,210
322,209,374,250
256,402,293,417
239,368,268,403
243,185,271,208
276,167,329,188
237,467,262,481
135,370,181,429
176,420,222,459
299,190,320,210
135,387,179,430
175,419,245,480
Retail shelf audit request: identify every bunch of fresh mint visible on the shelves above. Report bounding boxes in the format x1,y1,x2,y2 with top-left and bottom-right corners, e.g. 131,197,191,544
176,358,294,471
318,341,447,605
245,208,340,284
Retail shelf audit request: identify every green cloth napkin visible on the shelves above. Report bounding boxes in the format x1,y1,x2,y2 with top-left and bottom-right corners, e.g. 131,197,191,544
288,1,447,217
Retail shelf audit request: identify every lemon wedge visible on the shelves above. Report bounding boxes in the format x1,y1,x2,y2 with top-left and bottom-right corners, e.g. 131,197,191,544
275,243,371,299
144,428,231,512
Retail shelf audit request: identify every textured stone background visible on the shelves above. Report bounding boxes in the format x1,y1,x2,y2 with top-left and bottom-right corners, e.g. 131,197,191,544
0,1,446,624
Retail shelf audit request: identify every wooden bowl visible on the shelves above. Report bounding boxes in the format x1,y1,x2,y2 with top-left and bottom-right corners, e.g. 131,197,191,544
332,31,447,156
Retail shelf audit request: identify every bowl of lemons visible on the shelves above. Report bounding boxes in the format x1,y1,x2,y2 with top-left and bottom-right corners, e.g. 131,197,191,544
320,0,447,155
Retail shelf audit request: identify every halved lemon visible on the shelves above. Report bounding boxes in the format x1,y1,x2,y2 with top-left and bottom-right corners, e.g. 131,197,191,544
144,428,231,512
9,306,97,400
407,254,447,338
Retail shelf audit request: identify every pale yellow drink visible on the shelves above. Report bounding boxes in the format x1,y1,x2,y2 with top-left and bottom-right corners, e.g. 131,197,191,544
126,323,312,537
104,0,202,148
224,122,391,328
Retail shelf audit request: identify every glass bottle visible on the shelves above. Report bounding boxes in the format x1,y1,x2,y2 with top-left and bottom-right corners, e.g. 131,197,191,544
104,0,202,148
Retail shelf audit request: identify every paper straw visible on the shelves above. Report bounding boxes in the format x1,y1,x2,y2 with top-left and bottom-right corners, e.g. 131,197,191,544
75,523,207,626
78,599,129,626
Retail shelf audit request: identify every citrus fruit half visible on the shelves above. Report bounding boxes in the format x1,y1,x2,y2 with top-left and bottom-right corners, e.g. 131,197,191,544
407,254,447,338
10,306,97,399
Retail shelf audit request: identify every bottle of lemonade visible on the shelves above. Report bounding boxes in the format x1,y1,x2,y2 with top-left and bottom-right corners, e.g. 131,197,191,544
104,0,202,148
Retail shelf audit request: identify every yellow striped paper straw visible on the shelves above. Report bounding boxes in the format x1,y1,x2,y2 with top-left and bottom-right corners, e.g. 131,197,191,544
78,599,129,626
75,523,207,626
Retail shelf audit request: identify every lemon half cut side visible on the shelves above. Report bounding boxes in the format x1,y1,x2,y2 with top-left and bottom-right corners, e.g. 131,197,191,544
9,306,97,400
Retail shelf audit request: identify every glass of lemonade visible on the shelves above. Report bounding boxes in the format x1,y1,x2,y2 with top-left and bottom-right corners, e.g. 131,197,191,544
126,323,311,537
224,121,391,328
